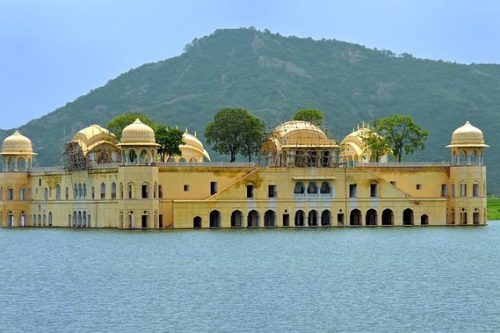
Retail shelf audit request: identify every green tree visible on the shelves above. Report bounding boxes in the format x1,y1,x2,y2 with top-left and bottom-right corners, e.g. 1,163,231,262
156,126,185,162
374,115,429,162
359,128,390,162
292,109,324,125
239,114,265,162
107,112,158,140
205,108,265,162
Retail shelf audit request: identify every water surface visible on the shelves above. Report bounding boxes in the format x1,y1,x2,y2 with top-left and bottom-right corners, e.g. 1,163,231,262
1,224,499,332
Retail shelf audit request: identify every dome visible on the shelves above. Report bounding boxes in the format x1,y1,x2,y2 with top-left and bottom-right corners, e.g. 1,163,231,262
180,132,210,161
1,130,36,155
447,121,488,148
73,124,118,155
270,120,336,147
119,119,158,146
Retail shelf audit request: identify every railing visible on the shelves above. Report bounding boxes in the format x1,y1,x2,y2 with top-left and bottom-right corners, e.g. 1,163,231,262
356,162,450,167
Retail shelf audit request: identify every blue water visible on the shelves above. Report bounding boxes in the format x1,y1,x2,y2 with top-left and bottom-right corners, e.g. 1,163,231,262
1,224,500,332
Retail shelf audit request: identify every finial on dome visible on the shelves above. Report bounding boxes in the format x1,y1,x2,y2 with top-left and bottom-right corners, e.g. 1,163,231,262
185,128,188,133
194,131,197,137
465,121,471,125
133,118,143,124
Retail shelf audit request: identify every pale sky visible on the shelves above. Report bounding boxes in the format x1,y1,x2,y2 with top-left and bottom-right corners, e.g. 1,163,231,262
1,0,500,129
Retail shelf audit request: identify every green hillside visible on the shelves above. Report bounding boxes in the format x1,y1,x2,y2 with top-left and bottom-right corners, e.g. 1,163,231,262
1,28,499,192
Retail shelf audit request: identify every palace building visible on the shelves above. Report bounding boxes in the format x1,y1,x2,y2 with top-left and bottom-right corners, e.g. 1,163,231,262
0,119,488,229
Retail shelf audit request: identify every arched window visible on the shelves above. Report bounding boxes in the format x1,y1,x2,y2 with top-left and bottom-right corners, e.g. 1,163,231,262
294,210,305,226
320,182,331,194
100,183,106,199
193,216,202,229
403,208,414,225
48,212,53,226
128,183,134,199
231,210,243,228
264,210,275,227
421,214,429,225
209,210,221,228
141,183,149,199
83,184,87,198
44,187,49,201
56,184,61,200
350,209,362,226
382,209,393,225
153,183,157,199
247,210,259,228
111,182,117,199
307,182,318,194
78,184,83,198
321,210,331,226
294,182,305,194
366,209,377,226
140,150,148,164
308,210,318,226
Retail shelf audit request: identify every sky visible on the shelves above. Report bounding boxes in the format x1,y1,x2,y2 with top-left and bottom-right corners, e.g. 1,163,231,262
1,0,500,129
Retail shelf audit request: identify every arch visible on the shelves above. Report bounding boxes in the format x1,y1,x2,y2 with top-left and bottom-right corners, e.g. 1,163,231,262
294,210,305,226
128,182,134,199
77,211,82,227
321,210,331,226
209,210,221,228
82,211,87,227
294,182,305,194
308,210,318,226
421,214,429,225
153,182,157,199
193,216,202,229
7,211,14,227
120,212,124,228
139,149,148,164
247,210,259,228
141,182,149,199
100,182,106,199
7,157,15,171
473,210,480,225
72,211,77,227
48,212,52,226
366,209,377,226
78,184,83,198
38,214,42,226
189,157,197,163
382,209,394,225
128,149,137,163
403,208,414,225
350,209,362,226
20,211,26,227
179,157,187,164
231,210,243,228
320,182,331,194
56,184,61,200
17,157,26,170
111,182,117,199
307,182,318,194
42,214,46,226
128,211,135,228
264,210,276,227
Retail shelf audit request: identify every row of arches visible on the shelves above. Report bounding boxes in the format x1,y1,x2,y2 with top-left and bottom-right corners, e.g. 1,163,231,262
48,181,160,201
119,211,160,229
294,181,332,195
69,211,91,228
194,208,429,228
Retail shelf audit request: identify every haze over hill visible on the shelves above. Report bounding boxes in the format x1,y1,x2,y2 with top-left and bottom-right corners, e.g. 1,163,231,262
1,28,499,193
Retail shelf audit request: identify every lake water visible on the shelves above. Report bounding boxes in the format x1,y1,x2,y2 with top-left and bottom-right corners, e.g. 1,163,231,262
1,224,499,332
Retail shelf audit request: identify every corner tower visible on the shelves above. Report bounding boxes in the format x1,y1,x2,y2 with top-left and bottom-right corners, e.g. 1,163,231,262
1,130,36,171
447,121,488,225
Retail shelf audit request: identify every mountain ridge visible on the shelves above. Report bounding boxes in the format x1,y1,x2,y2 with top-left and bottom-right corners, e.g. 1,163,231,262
1,28,499,192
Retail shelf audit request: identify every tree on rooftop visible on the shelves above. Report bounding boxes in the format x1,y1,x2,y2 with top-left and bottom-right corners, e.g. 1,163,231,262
205,108,265,162
293,109,324,126
374,115,429,162
156,126,185,162
107,112,158,140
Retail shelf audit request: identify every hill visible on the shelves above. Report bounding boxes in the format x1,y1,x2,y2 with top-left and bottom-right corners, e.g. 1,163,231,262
1,28,500,193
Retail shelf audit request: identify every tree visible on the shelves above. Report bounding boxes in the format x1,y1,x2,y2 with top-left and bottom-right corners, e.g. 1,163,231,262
359,128,390,162
239,114,265,162
293,109,323,125
205,108,265,162
374,115,429,162
107,112,158,140
156,126,185,162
